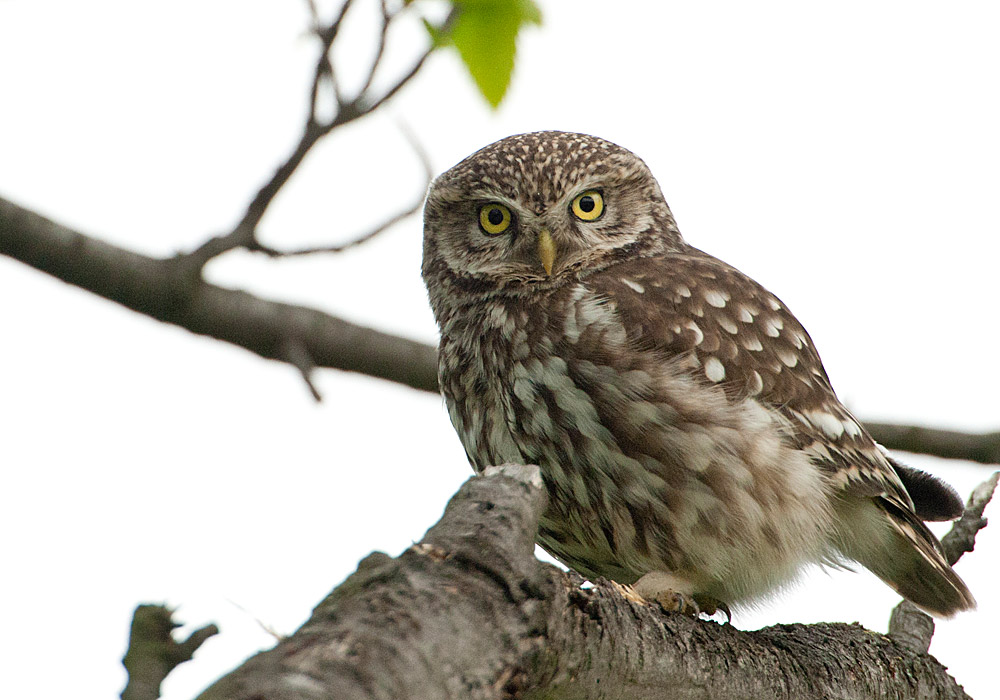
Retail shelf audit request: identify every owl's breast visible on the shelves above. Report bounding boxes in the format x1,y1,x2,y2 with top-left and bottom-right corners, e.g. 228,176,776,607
437,297,536,471
435,281,835,595
437,285,659,481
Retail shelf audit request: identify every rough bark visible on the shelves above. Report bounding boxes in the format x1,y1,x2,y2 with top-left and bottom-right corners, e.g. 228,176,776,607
189,464,978,700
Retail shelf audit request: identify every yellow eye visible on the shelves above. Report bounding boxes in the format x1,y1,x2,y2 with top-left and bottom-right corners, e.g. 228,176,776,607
479,203,512,235
571,190,604,221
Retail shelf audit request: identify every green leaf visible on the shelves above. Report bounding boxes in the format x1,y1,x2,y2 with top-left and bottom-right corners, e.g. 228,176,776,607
446,0,542,108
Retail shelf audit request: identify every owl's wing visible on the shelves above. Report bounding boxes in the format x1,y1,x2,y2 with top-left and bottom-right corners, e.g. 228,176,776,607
586,251,917,511
583,251,972,615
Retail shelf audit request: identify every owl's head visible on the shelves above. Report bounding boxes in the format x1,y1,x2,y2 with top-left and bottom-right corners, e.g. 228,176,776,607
422,131,684,309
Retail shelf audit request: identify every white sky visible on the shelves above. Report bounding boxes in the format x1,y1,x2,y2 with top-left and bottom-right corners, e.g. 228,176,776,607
1,1,998,698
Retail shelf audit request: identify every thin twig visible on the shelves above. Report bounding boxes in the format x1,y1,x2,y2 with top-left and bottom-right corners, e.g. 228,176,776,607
303,0,322,35
176,1,447,273
225,598,285,642
356,0,393,97
309,0,355,121
251,121,433,257
941,470,999,565
281,337,323,401
361,34,439,116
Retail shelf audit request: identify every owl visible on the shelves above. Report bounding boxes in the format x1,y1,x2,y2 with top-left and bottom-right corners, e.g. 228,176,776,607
421,131,974,617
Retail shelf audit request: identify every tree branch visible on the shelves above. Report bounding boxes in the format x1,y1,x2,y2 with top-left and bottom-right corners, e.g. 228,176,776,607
0,196,439,392
888,470,998,653
121,604,218,700
177,1,455,271
4,192,999,462
251,121,433,258
866,421,1000,465
190,464,975,700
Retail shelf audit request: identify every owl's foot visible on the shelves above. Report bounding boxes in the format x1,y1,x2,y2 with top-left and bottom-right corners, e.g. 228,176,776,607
615,571,731,622
610,579,702,615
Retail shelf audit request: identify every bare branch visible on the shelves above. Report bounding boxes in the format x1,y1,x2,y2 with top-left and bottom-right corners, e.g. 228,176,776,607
181,118,329,270
361,40,436,116
121,604,218,700
178,1,445,272
352,8,459,118
355,0,393,97
941,470,999,565
251,121,432,257
308,0,354,121
0,195,439,393
5,193,998,467
888,471,998,653
866,421,1000,465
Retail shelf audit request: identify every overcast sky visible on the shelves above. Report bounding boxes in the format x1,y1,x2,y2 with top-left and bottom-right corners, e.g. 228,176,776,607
1,1,998,698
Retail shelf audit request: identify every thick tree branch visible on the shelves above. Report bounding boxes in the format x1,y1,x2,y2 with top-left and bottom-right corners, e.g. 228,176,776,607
191,464,976,700
0,196,438,392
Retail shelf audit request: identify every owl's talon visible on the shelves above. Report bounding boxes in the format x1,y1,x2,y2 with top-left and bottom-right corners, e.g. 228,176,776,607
610,580,705,617
693,595,732,623
652,590,701,616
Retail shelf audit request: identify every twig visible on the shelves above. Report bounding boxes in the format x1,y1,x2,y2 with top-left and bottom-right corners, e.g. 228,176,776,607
356,0,393,97
281,337,323,401
888,471,999,653
941,470,999,565
308,0,354,121
178,0,450,272
251,121,433,257
225,598,285,642
121,604,218,700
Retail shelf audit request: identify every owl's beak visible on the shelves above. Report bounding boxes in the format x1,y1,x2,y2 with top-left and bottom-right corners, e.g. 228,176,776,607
537,229,556,276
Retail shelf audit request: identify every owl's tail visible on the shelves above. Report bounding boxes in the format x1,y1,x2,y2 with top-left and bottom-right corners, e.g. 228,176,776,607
835,497,975,618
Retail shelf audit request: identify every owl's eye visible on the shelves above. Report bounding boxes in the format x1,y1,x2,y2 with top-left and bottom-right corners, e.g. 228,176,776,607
571,190,604,221
479,203,513,235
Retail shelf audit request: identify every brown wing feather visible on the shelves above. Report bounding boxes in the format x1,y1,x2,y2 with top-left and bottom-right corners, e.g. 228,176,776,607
587,251,912,506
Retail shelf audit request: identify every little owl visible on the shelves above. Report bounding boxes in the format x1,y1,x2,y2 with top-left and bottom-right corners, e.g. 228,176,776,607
421,131,974,617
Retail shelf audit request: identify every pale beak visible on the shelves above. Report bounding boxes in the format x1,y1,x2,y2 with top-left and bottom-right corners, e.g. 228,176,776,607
537,229,556,276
